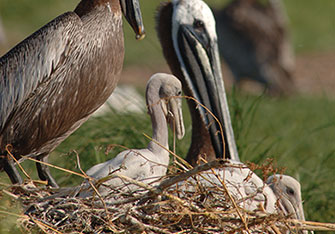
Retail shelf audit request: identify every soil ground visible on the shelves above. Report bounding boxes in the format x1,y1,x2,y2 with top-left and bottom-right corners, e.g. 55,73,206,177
120,51,335,98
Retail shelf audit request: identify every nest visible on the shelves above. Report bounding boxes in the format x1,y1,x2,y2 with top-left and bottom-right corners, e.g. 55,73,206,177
1,159,335,233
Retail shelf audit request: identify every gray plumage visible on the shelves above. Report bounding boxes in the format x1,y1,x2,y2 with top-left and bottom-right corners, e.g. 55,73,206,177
80,73,185,197
213,0,295,95
0,0,144,187
175,161,308,233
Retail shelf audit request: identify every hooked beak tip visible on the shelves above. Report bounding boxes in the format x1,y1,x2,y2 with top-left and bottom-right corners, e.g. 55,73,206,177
121,0,145,40
136,31,146,40
177,132,185,140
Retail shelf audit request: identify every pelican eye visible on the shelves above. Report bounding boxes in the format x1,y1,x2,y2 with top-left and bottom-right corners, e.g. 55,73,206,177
286,187,295,196
193,19,204,30
177,90,182,96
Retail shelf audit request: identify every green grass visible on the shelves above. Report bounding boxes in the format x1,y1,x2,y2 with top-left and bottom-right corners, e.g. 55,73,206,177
2,92,333,229
1,0,335,64
56,93,335,227
0,0,335,232
229,92,335,224
284,0,335,53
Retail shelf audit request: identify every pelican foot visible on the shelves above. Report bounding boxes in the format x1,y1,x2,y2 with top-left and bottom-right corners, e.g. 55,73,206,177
2,155,23,184
36,156,59,188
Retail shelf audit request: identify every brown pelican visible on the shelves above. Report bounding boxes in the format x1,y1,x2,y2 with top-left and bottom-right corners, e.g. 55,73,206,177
213,0,295,95
175,161,308,233
156,0,240,166
80,73,185,196
0,0,145,187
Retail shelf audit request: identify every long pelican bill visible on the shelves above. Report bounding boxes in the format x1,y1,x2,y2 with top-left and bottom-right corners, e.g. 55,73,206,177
120,0,145,40
279,193,306,228
176,23,239,161
167,97,185,140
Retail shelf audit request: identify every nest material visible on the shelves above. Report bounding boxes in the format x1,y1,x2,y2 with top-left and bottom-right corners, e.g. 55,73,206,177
1,160,334,233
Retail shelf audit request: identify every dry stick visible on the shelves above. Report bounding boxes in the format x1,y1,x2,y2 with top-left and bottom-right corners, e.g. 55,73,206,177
30,219,49,234
197,157,250,233
209,168,251,234
97,174,156,193
156,95,227,160
143,95,229,177
100,174,201,213
121,213,170,234
1,189,19,199
136,161,229,219
172,95,238,231
24,152,254,233
0,209,27,219
0,182,11,187
287,219,335,232
5,145,31,180
29,216,64,234
154,160,253,232
142,132,191,171
259,204,281,234
181,95,227,159
73,151,111,222
23,156,85,178
156,159,229,193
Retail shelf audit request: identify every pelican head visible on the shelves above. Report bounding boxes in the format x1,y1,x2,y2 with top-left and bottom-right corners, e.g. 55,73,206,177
146,73,185,140
267,175,307,229
169,0,238,160
120,0,145,39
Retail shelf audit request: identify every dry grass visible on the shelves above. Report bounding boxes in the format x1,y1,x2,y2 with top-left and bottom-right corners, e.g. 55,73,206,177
0,94,334,233
1,157,334,234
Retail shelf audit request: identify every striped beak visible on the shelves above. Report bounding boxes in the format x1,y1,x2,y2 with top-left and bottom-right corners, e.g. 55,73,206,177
120,0,145,40
175,23,239,161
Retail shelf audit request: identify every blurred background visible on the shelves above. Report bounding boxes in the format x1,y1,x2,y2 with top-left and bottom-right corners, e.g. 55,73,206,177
0,0,335,231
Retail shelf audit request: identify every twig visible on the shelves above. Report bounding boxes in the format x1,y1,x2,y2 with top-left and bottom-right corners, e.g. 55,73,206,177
30,216,64,234
73,151,110,220
6,145,31,180
180,95,226,159
120,213,170,234
98,174,203,213
142,132,192,171
23,156,85,178
287,219,335,231
156,159,230,193
1,189,19,199
259,204,282,234
0,209,27,219
210,168,251,234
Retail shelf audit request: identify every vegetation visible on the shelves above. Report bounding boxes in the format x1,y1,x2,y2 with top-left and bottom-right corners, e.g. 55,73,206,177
1,93,333,231
0,0,335,233
1,0,335,63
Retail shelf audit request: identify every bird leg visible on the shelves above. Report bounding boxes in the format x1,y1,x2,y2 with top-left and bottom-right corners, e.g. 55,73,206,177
2,154,23,184
36,155,59,188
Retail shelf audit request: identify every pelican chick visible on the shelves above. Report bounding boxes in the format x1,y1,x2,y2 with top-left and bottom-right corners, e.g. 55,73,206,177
80,73,185,196
174,161,308,233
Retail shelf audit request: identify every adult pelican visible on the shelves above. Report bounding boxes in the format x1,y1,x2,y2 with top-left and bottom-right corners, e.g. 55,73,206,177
213,0,295,95
156,0,239,166
80,73,185,196
0,0,145,187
